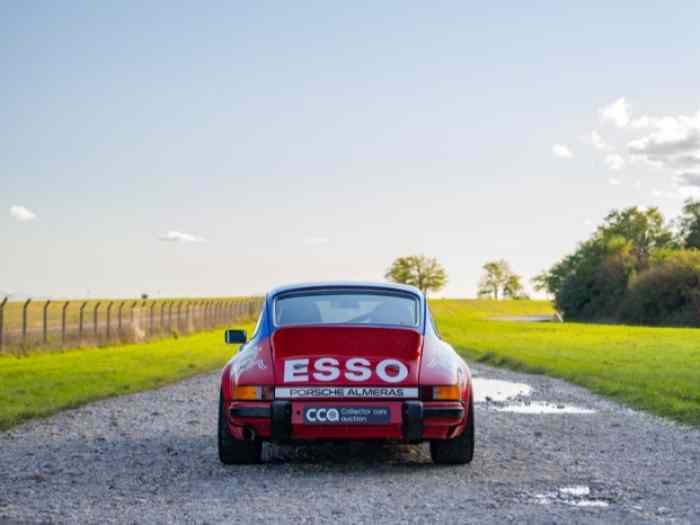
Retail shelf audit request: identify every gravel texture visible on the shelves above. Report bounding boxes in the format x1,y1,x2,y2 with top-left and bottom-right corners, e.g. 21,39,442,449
1,362,699,524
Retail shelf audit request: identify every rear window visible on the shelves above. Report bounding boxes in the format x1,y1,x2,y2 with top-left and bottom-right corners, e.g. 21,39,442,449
274,291,420,327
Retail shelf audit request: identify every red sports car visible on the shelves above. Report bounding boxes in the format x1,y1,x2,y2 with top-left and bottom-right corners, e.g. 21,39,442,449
218,282,474,464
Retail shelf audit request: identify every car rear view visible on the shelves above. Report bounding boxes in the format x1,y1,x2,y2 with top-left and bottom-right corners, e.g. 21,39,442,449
218,283,474,465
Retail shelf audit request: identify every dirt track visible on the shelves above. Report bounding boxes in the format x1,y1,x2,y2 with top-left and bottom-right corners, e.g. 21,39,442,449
1,362,699,524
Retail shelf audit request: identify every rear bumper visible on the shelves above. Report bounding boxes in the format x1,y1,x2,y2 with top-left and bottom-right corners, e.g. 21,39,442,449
227,400,466,442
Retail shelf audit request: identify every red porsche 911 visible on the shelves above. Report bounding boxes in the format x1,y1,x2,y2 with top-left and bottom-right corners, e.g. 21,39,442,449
218,282,474,464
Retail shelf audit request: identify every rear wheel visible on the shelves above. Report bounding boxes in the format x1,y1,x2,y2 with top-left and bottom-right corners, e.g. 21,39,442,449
430,398,475,465
218,392,262,465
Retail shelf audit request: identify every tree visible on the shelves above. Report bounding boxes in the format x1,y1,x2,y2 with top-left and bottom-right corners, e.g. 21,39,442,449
534,235,636,319
385,255,447,297
503,274,524,298
678,199,700,249
478,260,522,300
597,206,674,270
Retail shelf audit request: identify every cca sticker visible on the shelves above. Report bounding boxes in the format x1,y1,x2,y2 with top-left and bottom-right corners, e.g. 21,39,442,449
305,408,340,422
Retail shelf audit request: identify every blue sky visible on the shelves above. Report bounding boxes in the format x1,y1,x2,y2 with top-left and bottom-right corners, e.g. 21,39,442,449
3,2,700,298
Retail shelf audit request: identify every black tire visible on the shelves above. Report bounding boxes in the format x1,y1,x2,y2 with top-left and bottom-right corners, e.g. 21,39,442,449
218,392,262,465
430,398,475,465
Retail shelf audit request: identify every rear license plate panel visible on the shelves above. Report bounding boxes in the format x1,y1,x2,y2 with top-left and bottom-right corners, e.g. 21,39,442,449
302,405,391,425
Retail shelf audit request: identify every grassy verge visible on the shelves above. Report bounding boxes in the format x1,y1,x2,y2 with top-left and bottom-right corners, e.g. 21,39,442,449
0,323,253,430
431,299,700,427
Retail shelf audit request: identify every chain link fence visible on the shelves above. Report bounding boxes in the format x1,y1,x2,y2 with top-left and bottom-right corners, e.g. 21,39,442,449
0,296,263,354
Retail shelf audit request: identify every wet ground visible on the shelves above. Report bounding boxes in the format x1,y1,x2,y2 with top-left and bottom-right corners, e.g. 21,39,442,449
1,362,699,524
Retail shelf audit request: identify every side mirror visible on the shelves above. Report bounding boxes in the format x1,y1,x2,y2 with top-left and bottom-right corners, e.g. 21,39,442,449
224,329,247,344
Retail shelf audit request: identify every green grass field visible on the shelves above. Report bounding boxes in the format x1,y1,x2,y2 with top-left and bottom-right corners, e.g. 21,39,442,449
0,322,254,430
430,299,700,427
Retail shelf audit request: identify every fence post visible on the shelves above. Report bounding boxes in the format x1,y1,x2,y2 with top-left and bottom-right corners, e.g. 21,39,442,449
106,302,114,341
79,302,87,344
176,302,183,332
118,301,125,338
168,302,173,332
94,302,101,339
42,300,51,345
22,298,31,347
160,303,166,333
149,302,156,337
61,301,69,347
0,297,7,352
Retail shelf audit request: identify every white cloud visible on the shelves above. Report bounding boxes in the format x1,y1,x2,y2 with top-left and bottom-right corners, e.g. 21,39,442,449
552,144,573,159
600,97,630,128
627,113,700,159
630,116,652,129
9,205,37,222
608,177,621,185
676,172,700,188
590,130,612,151
303,236,329,246
604,154,625,171
652,188,684,199
159,230,206,243
626,110,700,194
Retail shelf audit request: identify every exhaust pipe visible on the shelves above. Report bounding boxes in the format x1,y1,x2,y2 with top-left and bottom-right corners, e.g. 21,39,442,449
242,427,256,441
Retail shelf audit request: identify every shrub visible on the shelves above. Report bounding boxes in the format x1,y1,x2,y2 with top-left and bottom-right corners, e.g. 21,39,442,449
556,252,633,321
620,252,700,327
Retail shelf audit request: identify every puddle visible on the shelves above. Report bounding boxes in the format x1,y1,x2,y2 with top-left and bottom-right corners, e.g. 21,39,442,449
472,378,532,402
473,378,596,414
534,486,609,508
491,401,596,415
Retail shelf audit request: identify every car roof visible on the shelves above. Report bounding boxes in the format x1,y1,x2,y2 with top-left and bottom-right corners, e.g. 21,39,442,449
268,281,423,299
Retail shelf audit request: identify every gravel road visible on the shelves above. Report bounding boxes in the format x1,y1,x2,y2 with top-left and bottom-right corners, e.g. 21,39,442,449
1,363,699,524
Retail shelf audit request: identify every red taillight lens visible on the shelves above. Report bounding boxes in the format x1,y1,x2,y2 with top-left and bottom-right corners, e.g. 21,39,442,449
232,385,274,400
421,385,460,401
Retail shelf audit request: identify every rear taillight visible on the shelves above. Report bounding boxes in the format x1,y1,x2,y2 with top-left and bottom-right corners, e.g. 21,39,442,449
420,385,461,401
232,385,274,401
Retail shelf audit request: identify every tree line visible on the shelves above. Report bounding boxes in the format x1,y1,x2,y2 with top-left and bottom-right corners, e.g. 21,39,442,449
534,199,700,326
